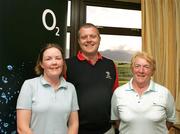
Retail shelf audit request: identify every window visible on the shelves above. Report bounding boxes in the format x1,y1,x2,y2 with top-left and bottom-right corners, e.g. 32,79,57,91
67,0,71,27
86,5,141,60
85,1,141,85
66,32,70,58
99,35,142,62
86,6,141,29
66,0,71,58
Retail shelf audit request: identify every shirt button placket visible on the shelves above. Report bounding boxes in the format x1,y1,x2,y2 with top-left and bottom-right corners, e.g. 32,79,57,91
136,94,141,103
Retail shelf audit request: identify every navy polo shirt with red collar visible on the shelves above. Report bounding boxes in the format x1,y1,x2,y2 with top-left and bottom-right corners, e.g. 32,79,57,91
65,51,119,134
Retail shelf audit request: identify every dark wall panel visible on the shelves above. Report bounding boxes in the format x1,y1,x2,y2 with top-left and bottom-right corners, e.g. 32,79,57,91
0,0,67,133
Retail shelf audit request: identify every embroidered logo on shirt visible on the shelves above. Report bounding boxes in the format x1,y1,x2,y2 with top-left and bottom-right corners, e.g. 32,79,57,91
105,71,112,79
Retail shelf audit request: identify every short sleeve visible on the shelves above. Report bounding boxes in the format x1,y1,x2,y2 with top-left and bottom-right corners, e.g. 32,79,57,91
111,91,120,121
71,85,79,112
16,80,33,110
166,90,176,123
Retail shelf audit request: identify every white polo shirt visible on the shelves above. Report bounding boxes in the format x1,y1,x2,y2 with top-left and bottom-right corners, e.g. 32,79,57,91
111,78,176,134
17,76,79,134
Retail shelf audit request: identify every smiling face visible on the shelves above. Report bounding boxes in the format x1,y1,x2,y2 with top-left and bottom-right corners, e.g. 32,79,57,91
78,26,101,56
132,57,154,85
40,47,64,80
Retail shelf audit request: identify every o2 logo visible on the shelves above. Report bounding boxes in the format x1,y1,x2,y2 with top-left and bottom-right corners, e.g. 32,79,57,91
42,9,60,36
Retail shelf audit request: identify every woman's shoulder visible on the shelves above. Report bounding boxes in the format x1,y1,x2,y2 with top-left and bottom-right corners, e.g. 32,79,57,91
23,76,41,85
114,82,129,94
66,81,75,88
154,82,169,92
24,76,40,82
153,82,173,97
61,77,76,90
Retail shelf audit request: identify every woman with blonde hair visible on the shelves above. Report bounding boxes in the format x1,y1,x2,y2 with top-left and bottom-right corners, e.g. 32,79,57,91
111,51,176,134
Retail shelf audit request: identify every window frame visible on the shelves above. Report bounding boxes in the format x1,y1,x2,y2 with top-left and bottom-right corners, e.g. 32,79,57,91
68,0,141,57
80,0,141,36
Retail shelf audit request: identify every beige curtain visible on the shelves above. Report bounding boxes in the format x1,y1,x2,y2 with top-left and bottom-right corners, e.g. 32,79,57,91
141,0,180,133
175,0,180,124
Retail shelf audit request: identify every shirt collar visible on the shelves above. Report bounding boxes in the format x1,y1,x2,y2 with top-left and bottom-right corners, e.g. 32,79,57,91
77,51,102,62
127,78,156,92
40,75,68,90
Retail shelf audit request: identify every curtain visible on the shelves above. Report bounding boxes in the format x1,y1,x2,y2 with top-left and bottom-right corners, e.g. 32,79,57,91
175,0,180,126
141,0,180,133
